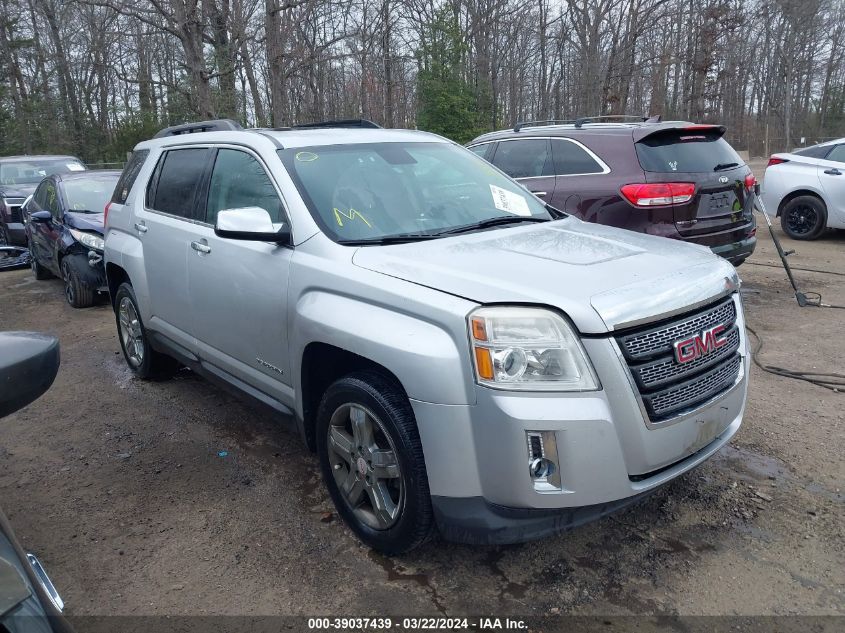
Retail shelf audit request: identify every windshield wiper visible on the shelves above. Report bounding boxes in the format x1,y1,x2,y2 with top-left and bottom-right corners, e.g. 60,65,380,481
714,162,740,171
434,215,550,236
337,233,444,246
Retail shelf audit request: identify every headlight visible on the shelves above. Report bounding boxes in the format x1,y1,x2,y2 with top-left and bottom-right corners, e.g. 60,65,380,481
468,306,599,391
69,229,104,252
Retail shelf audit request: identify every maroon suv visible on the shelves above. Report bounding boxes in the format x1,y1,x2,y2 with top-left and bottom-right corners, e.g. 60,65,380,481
467,119,757,265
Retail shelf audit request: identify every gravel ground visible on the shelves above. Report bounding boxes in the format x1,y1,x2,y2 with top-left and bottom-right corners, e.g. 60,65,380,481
0,215,842,620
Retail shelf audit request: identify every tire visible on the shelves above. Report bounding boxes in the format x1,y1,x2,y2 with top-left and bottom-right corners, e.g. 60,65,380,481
316,371,434,554
0,223,8,245
780,196,827,240
28,240,52,280
61,256,95,308
113,282,178,379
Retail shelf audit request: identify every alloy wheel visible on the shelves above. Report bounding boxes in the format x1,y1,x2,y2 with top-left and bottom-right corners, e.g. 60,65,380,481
785,205,818,236
118,296,145,367
326,403,404,530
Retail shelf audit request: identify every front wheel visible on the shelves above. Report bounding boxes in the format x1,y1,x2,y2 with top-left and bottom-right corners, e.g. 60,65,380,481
780,196,827,240
114,282,178,379
316,371,434,554
61,257,95,308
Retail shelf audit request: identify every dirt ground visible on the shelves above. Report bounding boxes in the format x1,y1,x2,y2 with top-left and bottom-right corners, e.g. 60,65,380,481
0,208,843,620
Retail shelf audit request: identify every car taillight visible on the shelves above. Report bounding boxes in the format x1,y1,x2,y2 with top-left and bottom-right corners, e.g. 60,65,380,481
744,173,756,190
620,183,696,207
104,202,111,227
767,156,789,167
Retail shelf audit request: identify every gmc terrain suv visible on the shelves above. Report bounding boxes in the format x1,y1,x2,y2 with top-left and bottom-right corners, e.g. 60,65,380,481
104,119,749,554
468,117,757,265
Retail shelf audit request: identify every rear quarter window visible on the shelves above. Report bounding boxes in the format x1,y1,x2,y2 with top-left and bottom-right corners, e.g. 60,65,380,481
111,149,149,204
635,131,744,174
793,144,833,159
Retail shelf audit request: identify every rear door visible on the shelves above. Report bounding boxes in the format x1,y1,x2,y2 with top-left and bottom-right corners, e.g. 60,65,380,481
187,147,294,403
635,128,753,239
550,137,610,216
817,144,845,227
489,138,556,202
137,147,213,351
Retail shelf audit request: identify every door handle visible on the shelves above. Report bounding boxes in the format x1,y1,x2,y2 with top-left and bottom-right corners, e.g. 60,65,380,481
134,222,148,233
191,240,211,254
824,168,842,176
532,191,547,197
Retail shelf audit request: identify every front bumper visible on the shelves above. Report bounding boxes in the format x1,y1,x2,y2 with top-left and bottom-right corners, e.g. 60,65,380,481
4,222,26,246
411,298,749,544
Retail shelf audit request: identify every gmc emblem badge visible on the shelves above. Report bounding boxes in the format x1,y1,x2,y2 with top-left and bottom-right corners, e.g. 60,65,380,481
674,324,729,364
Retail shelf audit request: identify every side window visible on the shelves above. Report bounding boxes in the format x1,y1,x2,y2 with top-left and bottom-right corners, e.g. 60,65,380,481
491,139,553,179
552,139,605,175
148,148,210,220
112,149,150,204
468,144,493,161
44,181,61,217
206,149,284,225
825,144,845,164
33,182,48,209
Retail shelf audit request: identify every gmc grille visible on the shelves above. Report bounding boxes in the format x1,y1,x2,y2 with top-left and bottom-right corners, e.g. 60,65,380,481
616,297,742,422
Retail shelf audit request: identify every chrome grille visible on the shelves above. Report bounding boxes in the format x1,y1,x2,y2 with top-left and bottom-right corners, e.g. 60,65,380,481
633,326,740,390
615,296,742,422
645,356,741,419
618,299,736,361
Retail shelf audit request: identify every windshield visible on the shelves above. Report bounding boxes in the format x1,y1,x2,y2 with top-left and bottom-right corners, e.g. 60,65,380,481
0,159,85,185
63,176,119,213
636,131,744,173
278,142,551,242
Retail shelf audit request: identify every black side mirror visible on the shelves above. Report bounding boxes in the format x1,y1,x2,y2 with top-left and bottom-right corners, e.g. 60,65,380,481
29,211,52,223
0,333,60,418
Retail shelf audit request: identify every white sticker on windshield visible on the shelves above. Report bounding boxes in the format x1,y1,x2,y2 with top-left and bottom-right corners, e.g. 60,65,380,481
490,184,531,216
67,163,84,171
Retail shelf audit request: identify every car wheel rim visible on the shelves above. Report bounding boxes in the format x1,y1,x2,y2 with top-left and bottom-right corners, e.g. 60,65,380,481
786,205,817,235
62,262,74,303
327,403,404,530
118,296,144,367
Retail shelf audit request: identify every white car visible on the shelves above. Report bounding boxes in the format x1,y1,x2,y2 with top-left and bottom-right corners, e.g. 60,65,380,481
762,139,845,240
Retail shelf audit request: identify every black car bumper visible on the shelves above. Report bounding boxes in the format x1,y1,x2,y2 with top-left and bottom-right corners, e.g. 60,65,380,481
4,223,26,246
431,488,660,545
710,233,757,265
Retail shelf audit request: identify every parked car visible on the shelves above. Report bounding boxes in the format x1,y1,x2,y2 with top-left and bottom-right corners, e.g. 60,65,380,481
23,170,119,308
761,138,845,240
467,117,757,266
0,156,86,246
0,332,71,633
104,118,749,554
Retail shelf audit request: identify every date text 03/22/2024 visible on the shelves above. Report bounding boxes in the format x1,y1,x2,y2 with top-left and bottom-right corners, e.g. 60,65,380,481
307,617,528,630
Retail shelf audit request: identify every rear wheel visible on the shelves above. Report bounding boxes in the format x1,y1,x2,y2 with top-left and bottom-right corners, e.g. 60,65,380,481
61,257,95,308
28,240,52,280
0,223,9,246
316,371,434,554
114,282,178,379
781,196,827,240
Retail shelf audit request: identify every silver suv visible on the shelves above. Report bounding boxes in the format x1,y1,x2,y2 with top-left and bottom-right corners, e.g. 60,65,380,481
104,119,749,554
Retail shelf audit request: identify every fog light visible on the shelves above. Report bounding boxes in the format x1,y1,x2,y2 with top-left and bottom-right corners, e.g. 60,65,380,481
526,431,561,490
530,457,556,479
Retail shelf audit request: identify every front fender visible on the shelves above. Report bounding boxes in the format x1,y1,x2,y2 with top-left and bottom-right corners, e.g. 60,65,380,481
293,290,475,412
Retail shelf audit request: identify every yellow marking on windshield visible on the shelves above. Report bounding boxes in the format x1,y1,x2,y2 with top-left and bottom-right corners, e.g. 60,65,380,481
296,151,319,162
333,208,372,228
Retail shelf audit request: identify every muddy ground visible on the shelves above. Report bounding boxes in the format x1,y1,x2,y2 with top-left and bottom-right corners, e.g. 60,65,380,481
0,215,842,621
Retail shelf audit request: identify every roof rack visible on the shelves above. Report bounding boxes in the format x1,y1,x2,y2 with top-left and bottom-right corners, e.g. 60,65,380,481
513,114,663,132
153,118,243,138
292,119,382,130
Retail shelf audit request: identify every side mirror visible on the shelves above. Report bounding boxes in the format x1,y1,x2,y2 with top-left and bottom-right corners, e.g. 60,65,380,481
214,207,290,243
0,333,60,419
29,211,51,223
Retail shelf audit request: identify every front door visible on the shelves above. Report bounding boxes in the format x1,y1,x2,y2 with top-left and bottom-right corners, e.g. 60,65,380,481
818,144,845,228
136,147,213,352
187,147,294,405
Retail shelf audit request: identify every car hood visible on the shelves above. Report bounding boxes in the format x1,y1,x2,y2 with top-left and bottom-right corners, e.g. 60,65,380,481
0,184,37,199
66,211,104,234
352,217,739,334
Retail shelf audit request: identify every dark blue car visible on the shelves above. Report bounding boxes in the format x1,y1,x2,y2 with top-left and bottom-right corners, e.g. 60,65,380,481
23,170,120,308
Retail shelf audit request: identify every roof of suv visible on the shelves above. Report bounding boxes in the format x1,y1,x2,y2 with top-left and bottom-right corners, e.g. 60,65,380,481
139,125,447,152
470,120,703,144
